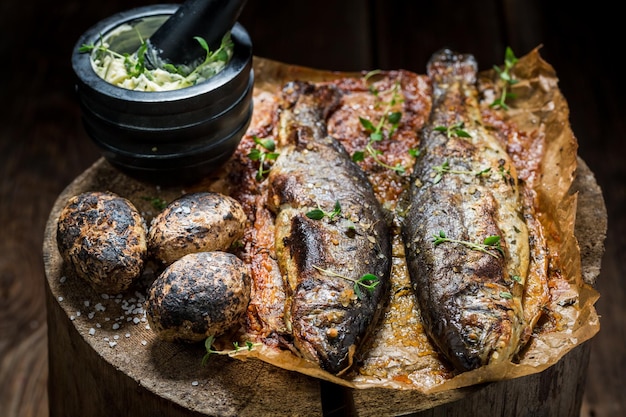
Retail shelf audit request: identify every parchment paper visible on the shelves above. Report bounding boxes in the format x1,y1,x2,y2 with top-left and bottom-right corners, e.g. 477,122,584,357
227,47,601,393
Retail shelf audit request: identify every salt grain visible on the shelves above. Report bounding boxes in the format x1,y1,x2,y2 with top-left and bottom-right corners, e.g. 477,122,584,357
89,328,96,336
191,381,199,386
58,296,64,302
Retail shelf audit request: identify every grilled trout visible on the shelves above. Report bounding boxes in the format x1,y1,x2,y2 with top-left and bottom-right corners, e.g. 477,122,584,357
267,81,392,375
401,49,529,372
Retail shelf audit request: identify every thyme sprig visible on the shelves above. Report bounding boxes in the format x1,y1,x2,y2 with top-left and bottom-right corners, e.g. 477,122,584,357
490,47,519,110
312,265,380,300
432,231,504,258
433,122,472,139
500,291,513,299
247,136,279,181
306,200,342,221
432,159,491,184
352,71,405,174
202,335,260,366
141,196,168,211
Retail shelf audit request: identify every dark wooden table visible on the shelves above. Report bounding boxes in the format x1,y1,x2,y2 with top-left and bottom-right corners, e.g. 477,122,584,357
1,1,623,416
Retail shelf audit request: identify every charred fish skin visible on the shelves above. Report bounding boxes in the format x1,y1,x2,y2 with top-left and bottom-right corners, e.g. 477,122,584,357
402,49,528,372
267,81,392,375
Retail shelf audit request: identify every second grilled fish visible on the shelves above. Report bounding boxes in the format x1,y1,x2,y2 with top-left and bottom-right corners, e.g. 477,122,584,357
267,81,392,375
401,49,529,372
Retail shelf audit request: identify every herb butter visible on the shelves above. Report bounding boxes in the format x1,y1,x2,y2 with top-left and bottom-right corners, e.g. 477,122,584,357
84,24,234,92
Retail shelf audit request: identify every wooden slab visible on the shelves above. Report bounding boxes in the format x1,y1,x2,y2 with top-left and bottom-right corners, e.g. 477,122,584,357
43,159,324,417
43,156,605,417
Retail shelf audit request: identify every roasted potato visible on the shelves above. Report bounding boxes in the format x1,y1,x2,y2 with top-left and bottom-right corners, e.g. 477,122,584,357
56,191,147,294
145,251,251,342
147,192,247,266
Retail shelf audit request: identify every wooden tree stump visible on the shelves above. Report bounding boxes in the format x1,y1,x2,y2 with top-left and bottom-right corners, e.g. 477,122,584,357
43,157,606,417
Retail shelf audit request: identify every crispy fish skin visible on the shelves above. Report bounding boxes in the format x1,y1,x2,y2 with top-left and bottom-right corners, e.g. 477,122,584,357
402,49,529,371
267,81,392,375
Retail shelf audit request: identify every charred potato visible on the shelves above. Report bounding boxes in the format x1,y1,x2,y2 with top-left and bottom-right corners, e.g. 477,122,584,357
56,191,147,294
147,192,246,266
145,251,251,342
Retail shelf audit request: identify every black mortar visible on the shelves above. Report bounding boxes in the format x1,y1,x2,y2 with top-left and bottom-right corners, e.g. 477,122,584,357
71,4,253,185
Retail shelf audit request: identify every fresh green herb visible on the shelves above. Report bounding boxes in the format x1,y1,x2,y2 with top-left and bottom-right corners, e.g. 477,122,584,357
511,275,522,283
141,196,168,211
202,335,259,366
306,200,342,221
431,159,491,184
247,136,279,181
490,47,519,110
433,122,472,139
432,231,504,258
182,35,232,79
352,72,405,174
500,291,513,299
306,200,356,234
408,148,421,158
498,161,515,186
312,265,380,300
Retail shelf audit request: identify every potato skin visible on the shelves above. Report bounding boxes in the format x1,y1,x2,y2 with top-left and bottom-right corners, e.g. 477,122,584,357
147,192,247,266
145,251,251,342
56,191,147,294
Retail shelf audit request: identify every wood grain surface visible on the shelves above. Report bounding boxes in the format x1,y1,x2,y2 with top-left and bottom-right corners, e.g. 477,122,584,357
1,1,623,416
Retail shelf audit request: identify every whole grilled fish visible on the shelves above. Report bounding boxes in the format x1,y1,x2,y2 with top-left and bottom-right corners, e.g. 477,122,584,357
401,49,529,372
267,81,392,375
